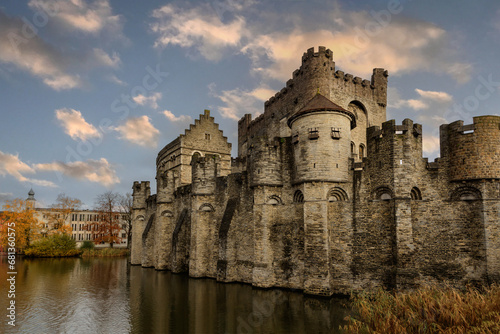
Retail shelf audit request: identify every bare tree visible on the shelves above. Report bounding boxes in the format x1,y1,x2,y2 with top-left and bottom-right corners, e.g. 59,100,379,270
93,191,122,248
118,193,132,249
49,193,82,234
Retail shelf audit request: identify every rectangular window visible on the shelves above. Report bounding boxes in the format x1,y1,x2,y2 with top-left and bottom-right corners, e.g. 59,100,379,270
331,127,341,139
308,128,319,140
205,133,211,140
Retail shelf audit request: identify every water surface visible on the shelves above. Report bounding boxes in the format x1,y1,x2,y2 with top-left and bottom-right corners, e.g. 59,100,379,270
0,256,349,333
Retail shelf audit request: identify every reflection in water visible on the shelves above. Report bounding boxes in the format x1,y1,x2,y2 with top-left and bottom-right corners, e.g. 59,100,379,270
0,257,349,334
0,256,130,334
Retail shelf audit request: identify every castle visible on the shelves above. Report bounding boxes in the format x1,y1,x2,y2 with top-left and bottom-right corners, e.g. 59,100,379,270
131,47,500,296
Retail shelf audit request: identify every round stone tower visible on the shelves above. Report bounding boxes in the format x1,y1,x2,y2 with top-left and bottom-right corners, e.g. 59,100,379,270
288,93,356,183
442,115,500,181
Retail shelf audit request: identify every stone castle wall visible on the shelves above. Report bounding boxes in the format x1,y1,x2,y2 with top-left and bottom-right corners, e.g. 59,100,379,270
130,47,500,296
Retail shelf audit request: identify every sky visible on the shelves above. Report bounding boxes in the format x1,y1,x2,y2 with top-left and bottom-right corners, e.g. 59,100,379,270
0,0,499,209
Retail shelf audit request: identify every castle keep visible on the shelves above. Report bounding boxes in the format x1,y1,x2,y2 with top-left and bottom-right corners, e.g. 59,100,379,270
131,47,500,296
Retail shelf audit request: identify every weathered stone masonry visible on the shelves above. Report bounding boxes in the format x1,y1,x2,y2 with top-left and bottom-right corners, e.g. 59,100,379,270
131,46,500,296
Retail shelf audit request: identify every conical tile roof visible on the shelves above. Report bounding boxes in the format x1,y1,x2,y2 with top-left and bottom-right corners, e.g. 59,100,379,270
287,94,356,129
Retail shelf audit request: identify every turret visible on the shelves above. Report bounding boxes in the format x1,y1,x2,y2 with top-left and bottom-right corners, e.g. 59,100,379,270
247,136,283,187
156,170,174,203
26,188,35,209
371,68,389,107
288,93,355,183
366,119,423,197
132,181,150,209
441,115,500,181
297,46,336,97
191,155,218,195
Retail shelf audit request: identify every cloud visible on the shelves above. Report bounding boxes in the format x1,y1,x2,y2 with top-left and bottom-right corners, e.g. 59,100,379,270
209,83,274,120
35,158,119,187
242,16,471,83
150,3,246,61
0,151,57,187
422,135,441,156
107,74,127,86
162,110,192,123
390,88,453,111
114,116,159,148
0,193,13,202
0,11,82,90
28,0,124,35
132,92,162,109
93,48,121,68
55,108,101,141
149,3,472,84
407,99,428,110
415,89,452,102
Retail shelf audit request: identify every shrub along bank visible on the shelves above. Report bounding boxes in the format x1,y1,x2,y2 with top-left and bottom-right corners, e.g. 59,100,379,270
24,234,82,257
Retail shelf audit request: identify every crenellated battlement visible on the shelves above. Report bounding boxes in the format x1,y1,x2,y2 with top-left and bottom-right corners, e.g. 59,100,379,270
237,46,388,159
262,46,387,110
132,181,151,210
368,119,422,140
301,46,333,63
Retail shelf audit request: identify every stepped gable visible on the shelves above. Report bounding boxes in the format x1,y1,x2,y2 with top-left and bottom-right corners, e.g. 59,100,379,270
287,93,356,129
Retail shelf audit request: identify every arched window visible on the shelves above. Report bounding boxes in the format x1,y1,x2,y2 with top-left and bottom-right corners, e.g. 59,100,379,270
351,142,356,156
451,186,481,201
410,187,422,200
199,203,215,212
266,195,282,205
375,186,392,200
328,187,348,202
293,190,304,203
161,210,174,217
359,144,365,160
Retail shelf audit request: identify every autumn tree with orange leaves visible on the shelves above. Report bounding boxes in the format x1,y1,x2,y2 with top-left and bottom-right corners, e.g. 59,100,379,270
91,191,123,248
0,199,42,253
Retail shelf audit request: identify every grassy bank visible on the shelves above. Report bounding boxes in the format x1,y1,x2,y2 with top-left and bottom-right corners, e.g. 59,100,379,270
343,284,500,333
81,248,129,257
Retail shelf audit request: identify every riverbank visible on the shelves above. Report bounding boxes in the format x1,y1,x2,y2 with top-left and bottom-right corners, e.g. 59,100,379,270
81,248,129,257
342,284,500,333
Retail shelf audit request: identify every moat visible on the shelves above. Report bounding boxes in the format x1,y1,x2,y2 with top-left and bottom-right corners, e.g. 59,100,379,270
0,256,349,333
